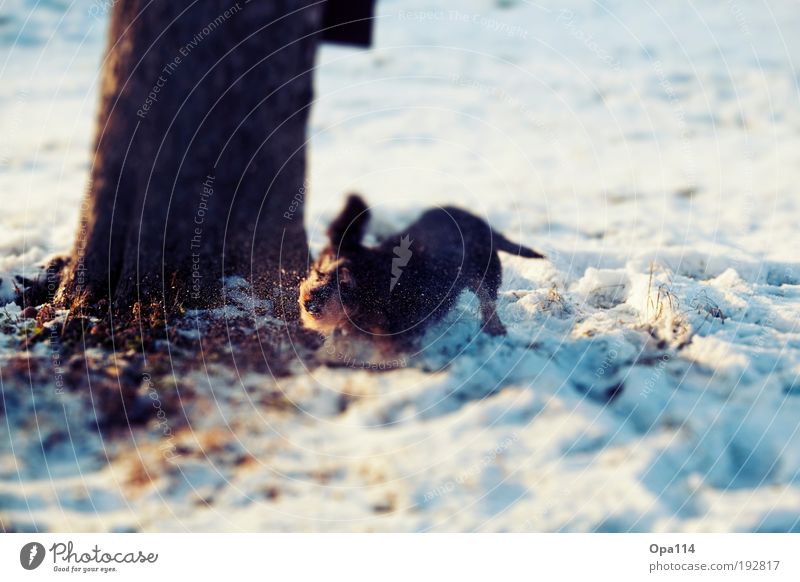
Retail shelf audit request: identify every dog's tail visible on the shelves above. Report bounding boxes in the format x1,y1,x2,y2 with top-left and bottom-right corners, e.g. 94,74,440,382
493,232,545,258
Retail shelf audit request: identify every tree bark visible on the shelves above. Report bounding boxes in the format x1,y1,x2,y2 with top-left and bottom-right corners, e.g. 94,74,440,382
56,0,322,316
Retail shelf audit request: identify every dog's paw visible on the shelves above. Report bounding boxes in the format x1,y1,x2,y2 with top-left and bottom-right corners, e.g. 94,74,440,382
483,317,507,336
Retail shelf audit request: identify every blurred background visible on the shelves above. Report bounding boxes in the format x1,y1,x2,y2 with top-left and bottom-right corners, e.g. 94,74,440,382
3,0,800,293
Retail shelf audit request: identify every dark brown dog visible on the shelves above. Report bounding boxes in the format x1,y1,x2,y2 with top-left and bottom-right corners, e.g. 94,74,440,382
299,195,543,345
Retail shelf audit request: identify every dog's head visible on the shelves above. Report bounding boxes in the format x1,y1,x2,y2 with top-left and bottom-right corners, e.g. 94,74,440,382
299,195,370,335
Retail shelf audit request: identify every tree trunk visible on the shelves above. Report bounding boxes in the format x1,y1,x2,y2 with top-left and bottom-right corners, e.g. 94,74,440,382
56,0,322,316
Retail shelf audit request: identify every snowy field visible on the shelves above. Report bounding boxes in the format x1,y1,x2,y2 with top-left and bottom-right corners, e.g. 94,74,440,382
2,0,800,531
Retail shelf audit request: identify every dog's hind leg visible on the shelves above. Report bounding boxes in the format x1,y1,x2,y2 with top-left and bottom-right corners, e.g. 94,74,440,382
470,253,507,336
479,293,506,336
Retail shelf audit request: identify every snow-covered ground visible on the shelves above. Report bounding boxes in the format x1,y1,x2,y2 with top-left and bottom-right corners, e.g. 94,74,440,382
2,0,800,531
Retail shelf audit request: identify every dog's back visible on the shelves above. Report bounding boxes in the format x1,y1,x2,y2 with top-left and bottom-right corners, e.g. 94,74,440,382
375,206,540,336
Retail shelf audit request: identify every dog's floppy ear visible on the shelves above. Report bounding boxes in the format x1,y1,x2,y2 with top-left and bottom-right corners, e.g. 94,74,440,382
328,194,370,248
338,266,355,287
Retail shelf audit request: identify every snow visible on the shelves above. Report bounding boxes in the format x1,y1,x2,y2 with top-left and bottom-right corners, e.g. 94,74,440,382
2,0,800,531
